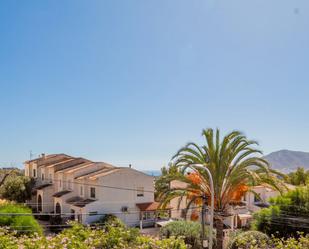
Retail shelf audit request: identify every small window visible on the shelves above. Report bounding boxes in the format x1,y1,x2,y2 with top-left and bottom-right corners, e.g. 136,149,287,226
49,174,53,183
41,173,45,181
137,187,144,197
80,186,84,196
33,169,36,177
90,187,96,199
59,180,62,189
68,180,72,190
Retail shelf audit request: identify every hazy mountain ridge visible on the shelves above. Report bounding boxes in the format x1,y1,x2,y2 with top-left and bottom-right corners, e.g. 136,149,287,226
264,150,309,173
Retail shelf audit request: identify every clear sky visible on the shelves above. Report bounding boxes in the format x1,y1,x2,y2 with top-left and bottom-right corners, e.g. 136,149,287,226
0,0,308,170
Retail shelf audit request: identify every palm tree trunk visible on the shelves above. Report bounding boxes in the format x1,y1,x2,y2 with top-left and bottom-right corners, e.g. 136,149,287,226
215,216,224,249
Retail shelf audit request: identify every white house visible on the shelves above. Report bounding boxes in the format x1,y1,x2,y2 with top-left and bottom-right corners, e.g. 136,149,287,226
168,180,290,230
25,153,162,227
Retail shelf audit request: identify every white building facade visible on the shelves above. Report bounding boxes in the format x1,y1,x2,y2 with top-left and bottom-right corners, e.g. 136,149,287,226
24,154,157,227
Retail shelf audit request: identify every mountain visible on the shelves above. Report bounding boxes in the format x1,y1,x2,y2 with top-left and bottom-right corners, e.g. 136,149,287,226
264,150,309,173
143,170,161,177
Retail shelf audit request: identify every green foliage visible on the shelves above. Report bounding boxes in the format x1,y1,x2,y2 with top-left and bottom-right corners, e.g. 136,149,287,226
0,175,34,202
228,231,270,249
0,222,187,249
0,203,42,235
155,164,179,201
253,186,309,237
160,220,211,249
92,214,125,228
157,128,284,249
287,167,309,186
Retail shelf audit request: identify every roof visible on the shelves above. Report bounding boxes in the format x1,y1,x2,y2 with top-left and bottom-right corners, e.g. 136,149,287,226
53,158,91,172
66,196,96,208
55,162,95,174
74,165,118,180
35,183,53,190
53,190,72,198
25,154,75,168
136,202,171,211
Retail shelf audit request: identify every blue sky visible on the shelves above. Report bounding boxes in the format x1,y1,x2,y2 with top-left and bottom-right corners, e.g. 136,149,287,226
0,0,308,170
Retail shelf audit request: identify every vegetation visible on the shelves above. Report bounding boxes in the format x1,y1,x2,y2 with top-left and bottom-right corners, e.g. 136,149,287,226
228,230,309,249
0,222,186,249
160,220,212,249
0,203,42,235
157,128,284,249
91,214,125,228
286,167,309,186
228,231,270,249
253,186,309,237
0,175,34,203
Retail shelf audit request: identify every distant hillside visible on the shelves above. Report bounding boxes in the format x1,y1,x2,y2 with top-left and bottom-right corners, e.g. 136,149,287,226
143,170,161,177
264,150,309,173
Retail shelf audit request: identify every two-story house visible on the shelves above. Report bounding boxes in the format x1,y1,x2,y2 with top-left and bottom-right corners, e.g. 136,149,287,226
25,154,159,227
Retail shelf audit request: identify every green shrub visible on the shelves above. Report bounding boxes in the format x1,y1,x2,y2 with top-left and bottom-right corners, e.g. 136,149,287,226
160,220,211,249
253,186,309,237
91,214,125,228
0,222,186,249
228,231,270,249
0,203,42,235
0,175,34,203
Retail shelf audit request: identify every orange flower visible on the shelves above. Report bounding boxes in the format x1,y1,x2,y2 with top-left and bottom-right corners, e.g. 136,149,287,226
190,211,199,221
230,184,249,201
187,172,202,184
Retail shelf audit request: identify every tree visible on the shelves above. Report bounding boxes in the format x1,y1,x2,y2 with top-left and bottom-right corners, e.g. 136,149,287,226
155,164,179,201
157,128,284,249
253,186,309,237
287,167,309,186
0,175,34,202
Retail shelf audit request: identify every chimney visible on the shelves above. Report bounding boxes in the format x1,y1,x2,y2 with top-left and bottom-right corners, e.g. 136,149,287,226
41,153,46,159
129,164,132,168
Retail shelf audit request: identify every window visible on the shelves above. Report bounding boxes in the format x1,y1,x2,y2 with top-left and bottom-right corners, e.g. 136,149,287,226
59,180,62,189
38,195,42,212
143,212,153,220
80,186,84,196
41,173,45,181
90,187,96,199
68,180,72,190
49,173,53,183
33,169,36,177
89,211,98,216
254,194,260,202
137,187,144,197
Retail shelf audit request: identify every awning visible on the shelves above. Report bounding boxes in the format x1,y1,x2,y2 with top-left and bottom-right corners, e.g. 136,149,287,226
155,219,174,227
136,202,171,211
238,214,252,220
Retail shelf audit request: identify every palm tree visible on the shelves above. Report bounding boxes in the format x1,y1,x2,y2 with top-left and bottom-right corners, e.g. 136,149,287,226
158,128,284,249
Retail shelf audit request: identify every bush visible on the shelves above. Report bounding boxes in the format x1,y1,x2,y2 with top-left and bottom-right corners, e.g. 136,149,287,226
160,220,211,249
0,203,42,235
0,175,34,203
0,222,187,249
253,186,309,237
228,231,270,249
91,214,125,228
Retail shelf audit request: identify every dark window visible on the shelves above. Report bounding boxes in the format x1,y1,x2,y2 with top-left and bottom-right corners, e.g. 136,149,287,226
70,209,75,220
137,187,144,197
55,203,61,214
38,195,42,212
33,169,36,177
90,187,96,198
41,173,44,181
